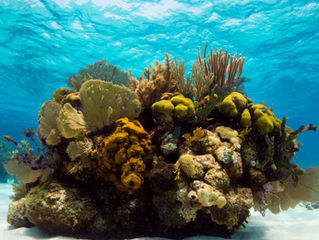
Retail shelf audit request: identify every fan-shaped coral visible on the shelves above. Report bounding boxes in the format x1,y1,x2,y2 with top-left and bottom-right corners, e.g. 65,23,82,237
37,100,62,145
80,80,141,130
67,59,130,91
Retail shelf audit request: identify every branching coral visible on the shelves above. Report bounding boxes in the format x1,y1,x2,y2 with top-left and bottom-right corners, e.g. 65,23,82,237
92,118,151,190
130,43,244,109
3,136,53,184
80,80,141,130
129,53,177,109
276,117,317,167
197,41,245,94
187,62,214,101
67,59,130,91
170,57,194,98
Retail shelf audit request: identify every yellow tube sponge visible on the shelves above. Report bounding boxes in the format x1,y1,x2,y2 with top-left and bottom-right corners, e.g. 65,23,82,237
219,92,248,117
80,80,141,130
92,118,151,190
121,157,146,190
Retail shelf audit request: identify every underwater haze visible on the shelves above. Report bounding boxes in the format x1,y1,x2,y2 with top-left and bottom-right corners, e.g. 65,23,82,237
0,0,318,170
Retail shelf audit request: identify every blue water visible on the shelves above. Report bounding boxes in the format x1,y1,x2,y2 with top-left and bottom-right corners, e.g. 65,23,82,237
0,0,318,169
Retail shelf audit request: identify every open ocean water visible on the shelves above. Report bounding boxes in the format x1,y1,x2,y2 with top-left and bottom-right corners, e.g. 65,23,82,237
0,0,319,239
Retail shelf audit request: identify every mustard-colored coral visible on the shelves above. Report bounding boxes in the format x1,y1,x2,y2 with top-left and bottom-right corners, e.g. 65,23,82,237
92,118,151,190
151,100,175,122
52,87,74,105
152,92,195,122
251,104,281,135
170,93,195,117
240,108,252,128
176,154,204,179
219,92,247,117
219,93,281,135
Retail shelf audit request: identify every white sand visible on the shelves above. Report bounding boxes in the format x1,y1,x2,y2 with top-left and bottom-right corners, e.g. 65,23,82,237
1,183,318,240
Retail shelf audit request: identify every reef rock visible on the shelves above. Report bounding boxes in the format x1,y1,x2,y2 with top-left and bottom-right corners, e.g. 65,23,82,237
24,180,97,233
7,197,33,228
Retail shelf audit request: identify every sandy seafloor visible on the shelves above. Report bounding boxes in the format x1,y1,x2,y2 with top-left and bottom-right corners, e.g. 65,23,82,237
0,184,318,240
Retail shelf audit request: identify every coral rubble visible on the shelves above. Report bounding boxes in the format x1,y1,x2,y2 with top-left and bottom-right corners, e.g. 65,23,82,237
4,43,319,239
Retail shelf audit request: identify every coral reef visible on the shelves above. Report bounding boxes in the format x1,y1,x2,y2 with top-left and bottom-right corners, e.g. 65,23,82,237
4,43,319,239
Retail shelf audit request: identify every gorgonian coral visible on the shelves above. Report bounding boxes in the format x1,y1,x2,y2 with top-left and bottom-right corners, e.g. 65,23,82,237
67,59,130,91
80,80,141,130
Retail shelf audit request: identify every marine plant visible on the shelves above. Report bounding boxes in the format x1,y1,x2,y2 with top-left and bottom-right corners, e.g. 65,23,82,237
3,43,319,239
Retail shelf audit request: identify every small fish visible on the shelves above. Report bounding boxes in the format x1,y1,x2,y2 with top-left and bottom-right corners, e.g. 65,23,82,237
3,136,18,146
21,127,36,139
263,181,284,193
